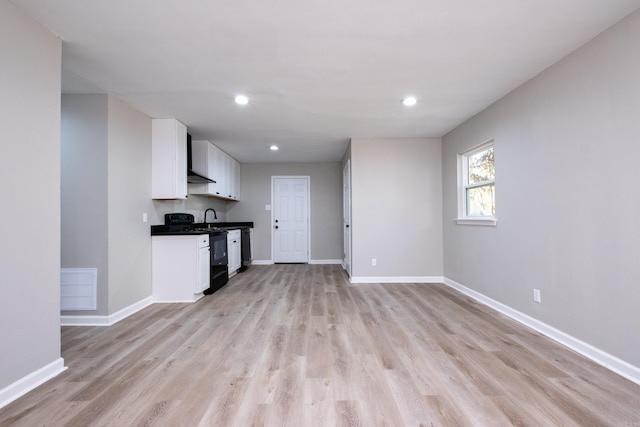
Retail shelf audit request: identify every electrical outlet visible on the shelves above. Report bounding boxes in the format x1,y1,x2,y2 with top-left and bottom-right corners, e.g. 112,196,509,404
371,258,377,267
142,212,148,223
533,289,541,303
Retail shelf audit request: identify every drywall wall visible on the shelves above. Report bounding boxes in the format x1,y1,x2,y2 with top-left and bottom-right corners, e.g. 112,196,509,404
151,196,228,226
0,0,63,390
107,96,155,314
227,162,343,262
62,94,157,316
442,9,640,367
350,138,443,279
61,94,109,315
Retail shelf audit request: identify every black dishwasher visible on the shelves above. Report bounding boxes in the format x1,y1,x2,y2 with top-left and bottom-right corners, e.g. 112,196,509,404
239,228,251,272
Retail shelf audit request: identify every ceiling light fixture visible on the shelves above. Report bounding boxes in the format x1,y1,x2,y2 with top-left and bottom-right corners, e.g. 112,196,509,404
402,96,417,106
234,95,249,105
270,145,279,151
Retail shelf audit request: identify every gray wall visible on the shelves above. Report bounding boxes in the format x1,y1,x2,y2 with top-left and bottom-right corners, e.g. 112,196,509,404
350,138,443,279
61,94,157,316
227,162,343,262
151,196,229,226
61,94,110,314
107,96,155,313
442,10,640,367
0,1,62,388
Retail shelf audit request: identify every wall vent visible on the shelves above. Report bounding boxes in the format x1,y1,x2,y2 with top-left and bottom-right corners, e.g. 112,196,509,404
60,268,97,311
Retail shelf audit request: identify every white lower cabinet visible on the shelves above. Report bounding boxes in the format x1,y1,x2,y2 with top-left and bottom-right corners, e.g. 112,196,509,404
152,234,210,302
227,229,241,277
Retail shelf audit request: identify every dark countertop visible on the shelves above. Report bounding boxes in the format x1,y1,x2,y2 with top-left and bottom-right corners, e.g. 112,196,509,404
211,222,254,229
150,221,253,236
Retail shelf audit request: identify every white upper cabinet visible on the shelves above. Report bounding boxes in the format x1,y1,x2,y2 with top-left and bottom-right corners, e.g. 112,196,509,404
152,118,188,199
189,140,221,196
188,140,240,201
189,138,210,178
229,157,240,200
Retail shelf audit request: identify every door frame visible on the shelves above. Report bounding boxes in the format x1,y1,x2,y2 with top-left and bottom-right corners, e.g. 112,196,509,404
342,160,352,276
271,176,311,263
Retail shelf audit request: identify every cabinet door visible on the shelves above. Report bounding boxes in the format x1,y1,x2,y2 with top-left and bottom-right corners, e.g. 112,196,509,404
215,148,229,198
190,139,208,177
187,140,240,201
230,158,240,200
189,140,216,196
224,155,234,199
152,119,187,199
227,230,241,273
197,245,210,292
152,235,203,302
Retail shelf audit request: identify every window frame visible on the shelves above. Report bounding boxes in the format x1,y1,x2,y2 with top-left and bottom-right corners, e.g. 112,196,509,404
455,140,497,226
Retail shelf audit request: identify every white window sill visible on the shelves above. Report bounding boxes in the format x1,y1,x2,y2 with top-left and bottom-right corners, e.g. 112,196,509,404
453,217,497,226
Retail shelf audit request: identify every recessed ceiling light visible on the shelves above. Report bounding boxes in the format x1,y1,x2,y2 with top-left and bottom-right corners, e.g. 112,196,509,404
234,95,249,105
270,145,279,151
402,96,417,106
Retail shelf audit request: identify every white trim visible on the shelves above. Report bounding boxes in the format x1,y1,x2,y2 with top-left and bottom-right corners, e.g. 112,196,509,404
252,259,342,265
60,296,153,326
342,159,352,277
453,217,497,226
350,276,445,284
442,277,640,385
458,139,495,220
309,259,343,265
0,358,66,409
153,294,204,304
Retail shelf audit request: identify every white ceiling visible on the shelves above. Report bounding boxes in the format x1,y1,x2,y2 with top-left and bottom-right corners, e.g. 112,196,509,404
11,0,640,163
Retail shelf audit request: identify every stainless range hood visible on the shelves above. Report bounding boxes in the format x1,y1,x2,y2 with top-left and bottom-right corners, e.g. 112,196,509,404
187,170,215,184
187,134,215,184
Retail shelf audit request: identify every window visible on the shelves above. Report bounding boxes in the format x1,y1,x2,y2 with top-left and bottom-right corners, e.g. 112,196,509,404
456,140,496,225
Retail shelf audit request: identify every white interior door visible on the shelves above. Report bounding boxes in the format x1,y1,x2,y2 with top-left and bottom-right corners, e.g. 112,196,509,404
343,160,352,276
273,177,309,263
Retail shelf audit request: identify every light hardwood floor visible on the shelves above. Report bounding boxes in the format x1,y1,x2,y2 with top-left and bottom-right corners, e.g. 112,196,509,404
2,264,640,426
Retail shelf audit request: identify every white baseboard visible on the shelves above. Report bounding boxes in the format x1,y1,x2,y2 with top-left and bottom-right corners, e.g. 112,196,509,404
442,277,640,385
0,358,66,409
60,296,153,326
350,276,444,284
251,259,343,265
309,259,343,265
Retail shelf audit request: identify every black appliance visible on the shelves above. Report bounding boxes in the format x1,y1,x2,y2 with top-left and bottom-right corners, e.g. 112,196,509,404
186,134,215,184
163,213,228,294
205,232,228,294
239,228,251,272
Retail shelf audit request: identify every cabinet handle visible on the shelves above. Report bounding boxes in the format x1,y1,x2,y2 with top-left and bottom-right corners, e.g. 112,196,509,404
275,225,279,229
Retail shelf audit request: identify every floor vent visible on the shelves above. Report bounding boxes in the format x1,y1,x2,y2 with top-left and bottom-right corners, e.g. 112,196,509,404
60,268,97,311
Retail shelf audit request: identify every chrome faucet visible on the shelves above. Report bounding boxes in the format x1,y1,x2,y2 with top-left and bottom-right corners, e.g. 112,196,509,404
204,208,217,224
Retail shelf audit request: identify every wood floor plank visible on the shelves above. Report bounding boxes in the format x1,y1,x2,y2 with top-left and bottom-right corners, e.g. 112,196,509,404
2,264,640,426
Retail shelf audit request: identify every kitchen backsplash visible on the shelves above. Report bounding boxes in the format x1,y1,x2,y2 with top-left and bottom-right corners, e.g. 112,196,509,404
151,195,228,224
